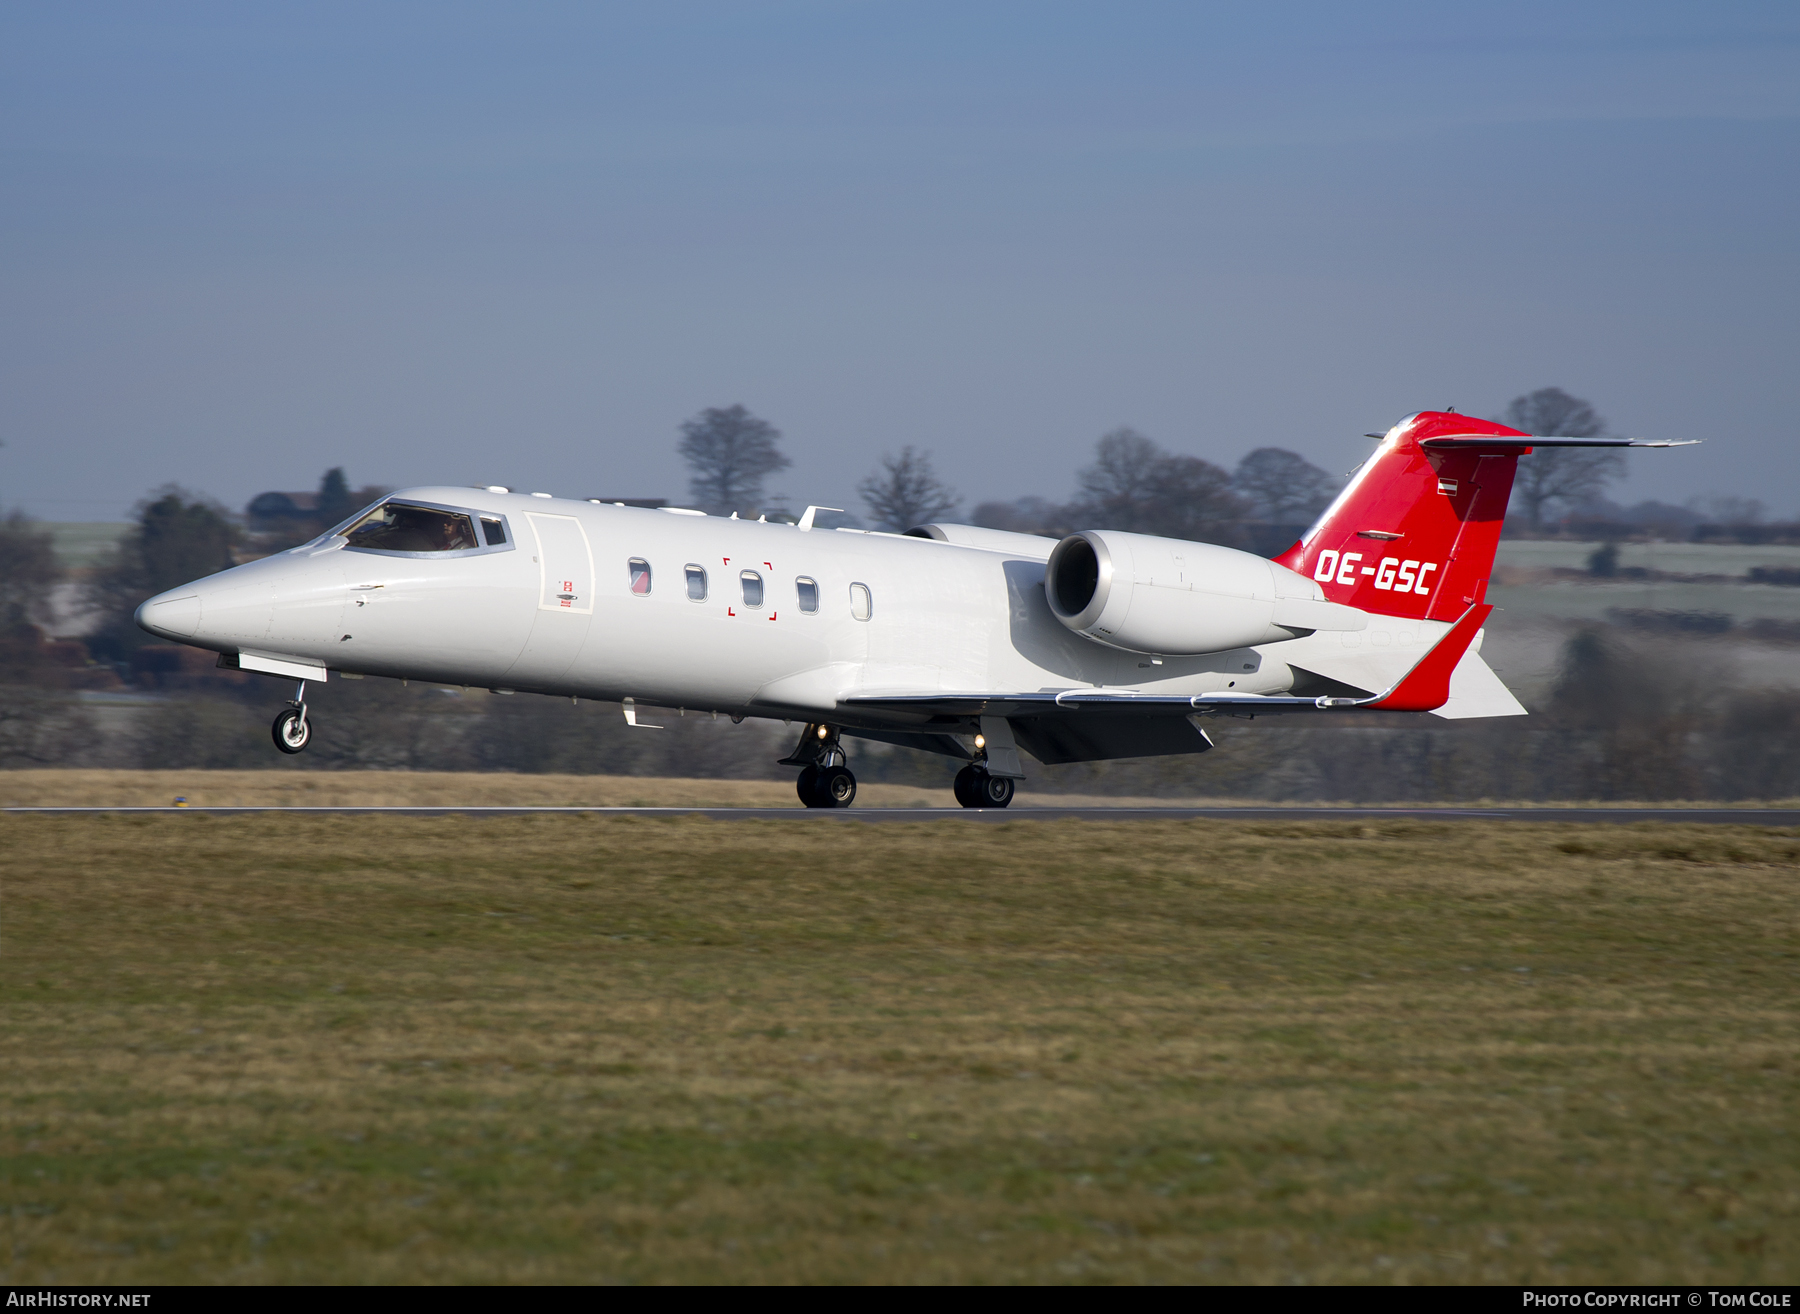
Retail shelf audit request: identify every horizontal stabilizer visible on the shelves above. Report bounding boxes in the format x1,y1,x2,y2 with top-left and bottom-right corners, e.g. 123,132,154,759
1419,434,1699,449
1432,649,1527,720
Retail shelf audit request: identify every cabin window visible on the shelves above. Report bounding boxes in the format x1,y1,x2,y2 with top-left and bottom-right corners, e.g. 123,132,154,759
480,517,507,546
850,582,872,621
685,564,708,601
628,558,652,595
795,577,819,614
343,503,479,553
740,570,764,607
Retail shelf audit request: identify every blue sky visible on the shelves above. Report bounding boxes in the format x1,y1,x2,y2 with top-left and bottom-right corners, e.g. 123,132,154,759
3,2,1796,520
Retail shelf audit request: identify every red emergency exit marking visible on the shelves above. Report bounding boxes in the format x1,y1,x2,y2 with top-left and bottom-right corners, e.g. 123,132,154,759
769,611,777,621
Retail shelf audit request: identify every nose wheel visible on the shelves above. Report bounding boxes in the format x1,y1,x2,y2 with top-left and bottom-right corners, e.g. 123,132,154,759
271,680,313,754
953,765,1014,809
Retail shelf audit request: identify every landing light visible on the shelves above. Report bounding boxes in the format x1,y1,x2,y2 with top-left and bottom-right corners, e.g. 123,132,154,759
816,725,829,739
974,734,986,749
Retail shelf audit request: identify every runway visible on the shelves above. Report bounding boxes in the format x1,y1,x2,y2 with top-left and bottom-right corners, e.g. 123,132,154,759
7,805,1799,824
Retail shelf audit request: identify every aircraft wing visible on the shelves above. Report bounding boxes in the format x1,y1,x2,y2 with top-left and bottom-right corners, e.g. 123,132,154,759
844,603,1493,722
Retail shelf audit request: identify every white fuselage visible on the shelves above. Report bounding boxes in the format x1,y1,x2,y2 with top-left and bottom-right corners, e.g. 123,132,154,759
138,487,1450,739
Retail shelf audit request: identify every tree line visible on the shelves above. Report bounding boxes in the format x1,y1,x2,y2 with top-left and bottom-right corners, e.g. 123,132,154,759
674,385,1689,541
6,382,1792,798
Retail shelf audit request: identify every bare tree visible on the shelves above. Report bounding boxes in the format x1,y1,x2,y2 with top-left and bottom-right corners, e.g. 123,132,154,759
971,496,1067,538
1691,494,1767,527
858,446,960,531
0,511,62,628
1501,388,1624,531
1068,427,1245,542
0,686,97,766
1232,448,1338,524
85,487,242,661
676,405,791,515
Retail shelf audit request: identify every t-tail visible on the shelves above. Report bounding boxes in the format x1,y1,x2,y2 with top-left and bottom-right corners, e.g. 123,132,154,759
1273,411,1695,622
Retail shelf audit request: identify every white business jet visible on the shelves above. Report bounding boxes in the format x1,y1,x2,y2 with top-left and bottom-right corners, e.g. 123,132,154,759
135,411,1690,808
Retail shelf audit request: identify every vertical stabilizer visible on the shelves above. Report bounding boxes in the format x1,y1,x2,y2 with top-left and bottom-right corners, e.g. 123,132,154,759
1273,411,1528,622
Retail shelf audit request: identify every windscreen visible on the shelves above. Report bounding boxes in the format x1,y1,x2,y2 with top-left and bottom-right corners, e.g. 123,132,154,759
344,503,479,552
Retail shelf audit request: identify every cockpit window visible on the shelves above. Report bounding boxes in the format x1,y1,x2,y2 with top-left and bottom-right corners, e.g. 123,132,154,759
481,517,507,546
343,503,479,553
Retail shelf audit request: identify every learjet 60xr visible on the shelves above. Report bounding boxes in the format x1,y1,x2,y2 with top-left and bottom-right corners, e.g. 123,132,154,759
136,411,1691,808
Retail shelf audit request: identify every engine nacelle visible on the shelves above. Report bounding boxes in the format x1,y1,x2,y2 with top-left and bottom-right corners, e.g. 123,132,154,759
1043,530,1367,655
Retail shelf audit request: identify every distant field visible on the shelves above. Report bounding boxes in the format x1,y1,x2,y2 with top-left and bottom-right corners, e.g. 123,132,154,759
3,813,1795,1283
1496,540,1800,578
43,522,129,569
1489,540,1800,629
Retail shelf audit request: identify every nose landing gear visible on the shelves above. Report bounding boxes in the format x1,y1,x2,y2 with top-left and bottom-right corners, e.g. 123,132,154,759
783,724,857,808
271,680,313,754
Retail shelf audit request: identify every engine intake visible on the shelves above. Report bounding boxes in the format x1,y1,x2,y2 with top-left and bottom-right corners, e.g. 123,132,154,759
1044,529,1365,655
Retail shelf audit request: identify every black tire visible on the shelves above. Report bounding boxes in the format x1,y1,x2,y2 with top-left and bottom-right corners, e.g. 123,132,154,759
953,765,981,808
817,766,857,809
272,707,311,754
977,773,1015,808
796,764,822,807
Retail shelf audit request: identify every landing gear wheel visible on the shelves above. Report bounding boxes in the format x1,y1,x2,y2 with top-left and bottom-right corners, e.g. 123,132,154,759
272,707,311,754
977,773,1014,809
796,764,821,806
954,765,1013,809
814,766,857,809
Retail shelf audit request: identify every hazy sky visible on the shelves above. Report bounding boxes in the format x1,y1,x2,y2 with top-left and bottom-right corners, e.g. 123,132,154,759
4,2,1797,522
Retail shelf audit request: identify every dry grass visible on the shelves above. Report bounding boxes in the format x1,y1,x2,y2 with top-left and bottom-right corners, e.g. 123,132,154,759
5,769,1794,811
0,770,948,809
3,814,1797,1284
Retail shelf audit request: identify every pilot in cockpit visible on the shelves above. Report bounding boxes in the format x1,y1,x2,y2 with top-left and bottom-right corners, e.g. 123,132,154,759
439,516,477,551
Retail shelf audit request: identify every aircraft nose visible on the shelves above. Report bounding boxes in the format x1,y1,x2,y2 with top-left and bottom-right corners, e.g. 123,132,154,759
136,590,203,640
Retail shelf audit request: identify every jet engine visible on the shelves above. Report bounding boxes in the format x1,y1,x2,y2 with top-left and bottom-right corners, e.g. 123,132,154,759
1043,530,1366,656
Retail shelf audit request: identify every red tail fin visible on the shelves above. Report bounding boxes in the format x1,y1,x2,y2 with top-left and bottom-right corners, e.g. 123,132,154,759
1273,411,1527,622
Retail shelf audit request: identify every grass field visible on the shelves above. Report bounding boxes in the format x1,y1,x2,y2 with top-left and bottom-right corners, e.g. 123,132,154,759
3,813,1797,1284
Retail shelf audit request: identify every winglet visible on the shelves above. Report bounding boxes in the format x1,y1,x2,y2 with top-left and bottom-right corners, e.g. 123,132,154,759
1367,603,1492,711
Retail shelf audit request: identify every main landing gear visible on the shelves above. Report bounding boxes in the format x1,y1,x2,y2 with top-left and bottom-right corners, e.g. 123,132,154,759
272,680,313,754
953,764,1014,809
783,723,857,808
